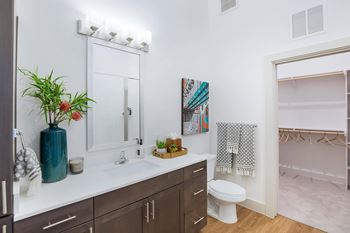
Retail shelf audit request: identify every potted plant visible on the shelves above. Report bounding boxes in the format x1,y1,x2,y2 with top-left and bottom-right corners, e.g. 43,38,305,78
168,143,178,153
156,139,167,154
20,68,94,183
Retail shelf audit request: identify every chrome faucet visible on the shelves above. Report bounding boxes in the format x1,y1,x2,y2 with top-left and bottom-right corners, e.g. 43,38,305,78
115,150,128,165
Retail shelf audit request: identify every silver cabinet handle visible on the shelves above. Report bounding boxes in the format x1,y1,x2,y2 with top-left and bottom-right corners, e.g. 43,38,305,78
193,168,204,174
89,226,93,233
42,215,77,230
150,200,155,220
123,88,129,141
193,189,204,196
2,225,7,233
1,181,7,215
193,216,205,225
145,202,150,223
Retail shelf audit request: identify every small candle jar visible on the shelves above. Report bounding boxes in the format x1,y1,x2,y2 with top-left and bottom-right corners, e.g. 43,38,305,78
69,157,84,174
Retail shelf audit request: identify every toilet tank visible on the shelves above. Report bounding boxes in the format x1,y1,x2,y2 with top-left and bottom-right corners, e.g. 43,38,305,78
204,154,217,182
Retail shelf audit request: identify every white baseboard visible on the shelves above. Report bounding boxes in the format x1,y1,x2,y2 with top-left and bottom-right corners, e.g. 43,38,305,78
279,164,346,185
238,198,266,216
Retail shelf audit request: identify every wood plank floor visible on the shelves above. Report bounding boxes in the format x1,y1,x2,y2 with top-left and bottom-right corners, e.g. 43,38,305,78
200,206,325,233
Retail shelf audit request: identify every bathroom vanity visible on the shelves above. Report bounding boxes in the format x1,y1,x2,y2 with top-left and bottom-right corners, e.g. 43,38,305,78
14,155,207,233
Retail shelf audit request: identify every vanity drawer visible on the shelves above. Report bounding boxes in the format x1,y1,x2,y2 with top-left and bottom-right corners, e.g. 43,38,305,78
184,174,207,213
14,199,93,233
184,161,207,181
184,204,207,233
61,221,93,233
94,169,184,217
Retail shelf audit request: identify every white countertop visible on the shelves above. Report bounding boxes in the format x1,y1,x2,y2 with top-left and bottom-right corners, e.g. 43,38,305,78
14,153,206,222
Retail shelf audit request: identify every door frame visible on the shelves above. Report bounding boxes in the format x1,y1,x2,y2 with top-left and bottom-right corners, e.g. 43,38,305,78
264,36,350,218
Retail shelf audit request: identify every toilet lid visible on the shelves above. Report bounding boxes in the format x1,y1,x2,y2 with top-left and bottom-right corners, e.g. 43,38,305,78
209,180,246,196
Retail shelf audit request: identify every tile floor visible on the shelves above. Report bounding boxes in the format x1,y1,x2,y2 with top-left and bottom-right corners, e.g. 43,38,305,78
278,173,350,233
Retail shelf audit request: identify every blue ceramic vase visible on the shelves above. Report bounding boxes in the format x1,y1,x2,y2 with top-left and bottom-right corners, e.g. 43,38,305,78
40,123,68,183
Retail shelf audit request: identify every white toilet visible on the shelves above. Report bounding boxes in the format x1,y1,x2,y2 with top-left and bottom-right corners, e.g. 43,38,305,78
205,154,246,224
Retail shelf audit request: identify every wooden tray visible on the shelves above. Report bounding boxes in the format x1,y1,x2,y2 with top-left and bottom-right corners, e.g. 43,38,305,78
152,147,188,159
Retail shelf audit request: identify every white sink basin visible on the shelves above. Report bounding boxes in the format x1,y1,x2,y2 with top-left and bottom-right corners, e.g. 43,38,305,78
104,160,159,178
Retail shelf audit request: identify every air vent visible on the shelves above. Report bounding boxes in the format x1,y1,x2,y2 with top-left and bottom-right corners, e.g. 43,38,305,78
307,5,324,34
221,0,237,13
291,4,324,39
292,11,307,38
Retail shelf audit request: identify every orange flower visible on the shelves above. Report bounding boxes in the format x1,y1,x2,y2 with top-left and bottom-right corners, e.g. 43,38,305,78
59,101,71,112
71,111,82,121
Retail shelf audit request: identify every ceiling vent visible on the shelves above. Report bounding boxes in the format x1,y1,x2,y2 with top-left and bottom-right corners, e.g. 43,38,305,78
291,4,324,39
221,0,237,13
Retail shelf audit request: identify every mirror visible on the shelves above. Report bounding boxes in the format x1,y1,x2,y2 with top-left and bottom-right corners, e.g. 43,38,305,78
87,39,142,151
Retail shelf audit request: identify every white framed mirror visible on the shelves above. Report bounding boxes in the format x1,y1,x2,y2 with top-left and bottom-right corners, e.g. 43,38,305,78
87,38,143,151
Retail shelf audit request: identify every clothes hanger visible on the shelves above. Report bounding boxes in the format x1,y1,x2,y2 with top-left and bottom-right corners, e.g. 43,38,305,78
279,129,286,142
330,133,350,148
317,133,326,143
284,129,291,143
295,130,305,143
325,134,336,146
284,129,295,143
317,133,335,146
308,132,313,145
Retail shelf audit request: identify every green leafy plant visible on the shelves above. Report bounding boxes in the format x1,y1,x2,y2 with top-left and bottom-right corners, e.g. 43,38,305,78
168,144,178,153
20,68,95,125
156,139,166,149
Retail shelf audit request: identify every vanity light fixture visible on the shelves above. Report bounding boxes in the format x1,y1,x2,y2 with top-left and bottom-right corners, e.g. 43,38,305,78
132,30,152,51
77,16,152,52
78,16,104,36
118,25,135,45
104,21,121,42
108,31,117,41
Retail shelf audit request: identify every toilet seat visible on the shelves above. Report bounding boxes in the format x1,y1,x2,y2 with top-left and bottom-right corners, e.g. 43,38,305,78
208,180,246,202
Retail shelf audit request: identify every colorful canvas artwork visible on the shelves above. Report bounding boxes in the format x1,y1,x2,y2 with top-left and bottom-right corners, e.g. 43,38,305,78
182,78,209,135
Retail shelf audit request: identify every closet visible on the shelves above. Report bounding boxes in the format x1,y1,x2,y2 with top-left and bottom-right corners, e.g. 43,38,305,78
276,52,350,233
277,52,350,189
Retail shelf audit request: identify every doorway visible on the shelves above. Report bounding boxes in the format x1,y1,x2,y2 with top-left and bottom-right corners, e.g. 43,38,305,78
276,52,350,233
264,37,350,221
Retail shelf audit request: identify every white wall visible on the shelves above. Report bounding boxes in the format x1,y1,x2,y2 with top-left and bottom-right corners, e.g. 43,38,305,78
208,0,350,205
16,0,211,161
278,75,346,131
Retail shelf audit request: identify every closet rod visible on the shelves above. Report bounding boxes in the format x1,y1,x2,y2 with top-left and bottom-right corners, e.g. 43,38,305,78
279,127,346,135
278,71,345,82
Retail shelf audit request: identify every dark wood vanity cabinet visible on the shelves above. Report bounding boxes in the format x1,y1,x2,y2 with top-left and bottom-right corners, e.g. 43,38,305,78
0,216,13,233
95,185,183,233
183,161,207,233
95,199,144,233
94,170,184,233
14,199,93,233
14,161,207,233
61,221,93,233
147,185,183,233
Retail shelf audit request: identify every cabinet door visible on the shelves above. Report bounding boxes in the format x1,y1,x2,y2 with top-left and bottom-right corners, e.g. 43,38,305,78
0,216,13,233
148,184,183,233
0,0,14,218
60,221,93,233
14,199,93,233
95,200,145,233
